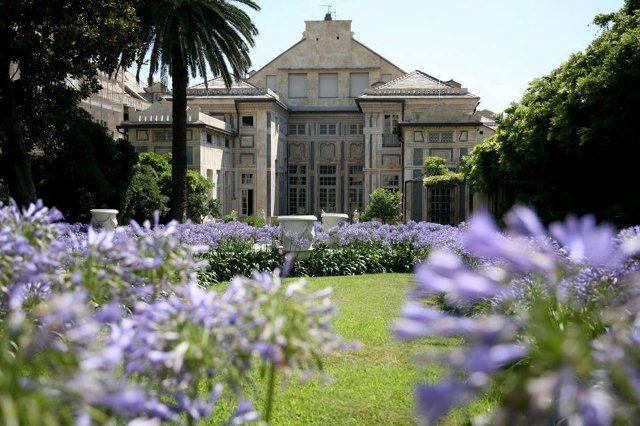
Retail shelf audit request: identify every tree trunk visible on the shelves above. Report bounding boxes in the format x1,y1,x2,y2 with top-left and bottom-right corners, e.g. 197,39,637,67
169,39,188,222
0,48,37,207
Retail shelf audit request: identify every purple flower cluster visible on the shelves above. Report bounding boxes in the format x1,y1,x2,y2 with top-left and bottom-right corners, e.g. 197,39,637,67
316,220,464,252
0,201,349,424
396,206,640,425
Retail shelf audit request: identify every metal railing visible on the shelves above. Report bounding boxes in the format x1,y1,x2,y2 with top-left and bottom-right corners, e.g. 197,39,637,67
382,133,400,147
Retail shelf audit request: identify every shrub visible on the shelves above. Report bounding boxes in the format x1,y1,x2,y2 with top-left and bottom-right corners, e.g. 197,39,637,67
361,188,402,224
222,210,238,223
245,214,266,227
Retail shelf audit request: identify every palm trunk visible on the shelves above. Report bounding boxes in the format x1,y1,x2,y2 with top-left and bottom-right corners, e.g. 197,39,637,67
170,39,188,222
0,48,37,207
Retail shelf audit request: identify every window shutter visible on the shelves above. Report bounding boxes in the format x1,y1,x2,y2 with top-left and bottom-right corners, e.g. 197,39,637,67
319,73,338,98
350,73,369,97
288,74,307,98
266,75,277,92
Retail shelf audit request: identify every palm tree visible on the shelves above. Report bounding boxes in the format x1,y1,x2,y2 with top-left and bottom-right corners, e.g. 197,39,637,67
133,0,259,221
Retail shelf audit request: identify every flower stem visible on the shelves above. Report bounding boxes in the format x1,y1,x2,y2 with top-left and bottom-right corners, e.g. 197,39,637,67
264,363,277,422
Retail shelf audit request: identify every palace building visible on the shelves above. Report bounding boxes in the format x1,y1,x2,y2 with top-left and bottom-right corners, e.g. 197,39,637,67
119,16,495,224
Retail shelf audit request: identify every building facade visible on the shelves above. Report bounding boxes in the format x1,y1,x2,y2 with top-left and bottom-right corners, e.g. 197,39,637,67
121,16,495,224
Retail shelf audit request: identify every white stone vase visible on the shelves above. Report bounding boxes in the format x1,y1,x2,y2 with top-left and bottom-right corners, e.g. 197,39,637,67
90,209,119,231
277,215,317,254
321,212,349,231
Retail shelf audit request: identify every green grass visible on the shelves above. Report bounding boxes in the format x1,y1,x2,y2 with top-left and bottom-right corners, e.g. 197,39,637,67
207,273,495,425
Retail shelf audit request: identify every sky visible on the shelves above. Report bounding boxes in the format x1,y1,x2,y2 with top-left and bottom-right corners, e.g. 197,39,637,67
224,0,625,113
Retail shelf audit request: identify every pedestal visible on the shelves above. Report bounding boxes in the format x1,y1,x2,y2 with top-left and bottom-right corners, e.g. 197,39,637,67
90,209,119,231
277,215,317,257
321,212,349,231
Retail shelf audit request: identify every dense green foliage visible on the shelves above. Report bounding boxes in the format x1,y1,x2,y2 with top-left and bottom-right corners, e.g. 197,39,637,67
123,152,217,223
361,188,403,224
423,156,464,186
131,0,259,221
31,109,137,222
197,241,430,285
0,0,138,206
463,0,640,225
245,214,266,227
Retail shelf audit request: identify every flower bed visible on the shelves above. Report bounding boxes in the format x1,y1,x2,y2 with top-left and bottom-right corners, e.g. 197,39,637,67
0,202,350,424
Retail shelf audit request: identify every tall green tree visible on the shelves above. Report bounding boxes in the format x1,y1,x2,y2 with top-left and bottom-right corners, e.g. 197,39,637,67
132,0,259,222
32,108,137,223
463,0,640,226
0,0,138,206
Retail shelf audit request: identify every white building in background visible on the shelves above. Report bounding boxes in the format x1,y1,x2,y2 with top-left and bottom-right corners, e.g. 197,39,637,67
120,15,495,224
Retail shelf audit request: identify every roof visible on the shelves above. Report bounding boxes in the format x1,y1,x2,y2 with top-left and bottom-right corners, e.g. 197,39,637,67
123,70,147,98
360,70,475,97
189,76,258,91
118,102,236,135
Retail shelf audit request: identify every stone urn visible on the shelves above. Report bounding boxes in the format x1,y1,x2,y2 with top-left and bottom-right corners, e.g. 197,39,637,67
321,212,349,231
277,215,317,256
90,209,119,231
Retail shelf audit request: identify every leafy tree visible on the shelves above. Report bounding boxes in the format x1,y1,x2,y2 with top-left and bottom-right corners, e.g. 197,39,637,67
122,163,170,223
463,0,640,226
132,0,259,222
31,108,137,223
186,170,215,222
361,188,402,224
123,151,218,223
0,0,138,206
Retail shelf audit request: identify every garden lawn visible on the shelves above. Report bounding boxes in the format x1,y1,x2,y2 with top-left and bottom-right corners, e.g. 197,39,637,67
208,273,495,425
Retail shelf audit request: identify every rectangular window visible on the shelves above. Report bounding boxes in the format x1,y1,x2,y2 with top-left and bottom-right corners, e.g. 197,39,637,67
241,116,254,127
266,75,277,92
288,73,307,98
318,165,337,212
459,130,468,142
429,148,453,161
154,147,171,155
318,123,337,136
186,147,194,166
241,189,254,216
241,173,253,185
206,133,212,144
429,131,454,143
136,130,149,141
350,72,369,97
240,135,254,148
288,124,306,136
428,187,454,225
135,145,148,153
348,124,363,135
153,130,168,142
319,73,338,98
288,164,307,215
413,131,424,142
186,129,193,141
382,173,400,191
348,165,364,213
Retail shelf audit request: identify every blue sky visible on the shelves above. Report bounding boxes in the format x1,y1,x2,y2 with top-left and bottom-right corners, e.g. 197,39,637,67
231,0,624,113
